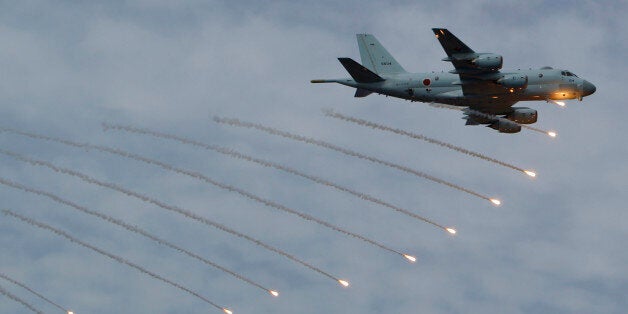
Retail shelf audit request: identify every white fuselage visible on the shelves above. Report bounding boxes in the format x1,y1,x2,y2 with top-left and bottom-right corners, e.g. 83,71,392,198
335,67,595,114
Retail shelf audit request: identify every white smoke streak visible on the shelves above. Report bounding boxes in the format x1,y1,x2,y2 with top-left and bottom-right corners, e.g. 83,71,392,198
519,124,555,135
0,272,66,312
0,283,44,314
101,123,451,232
0,177,274,295
212,117,494,202
0,149,341,283
0,130,411,258
324,110,529,174
2,210,227,312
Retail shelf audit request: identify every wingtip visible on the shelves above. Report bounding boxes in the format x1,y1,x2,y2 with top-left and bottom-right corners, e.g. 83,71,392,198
432,28,447,39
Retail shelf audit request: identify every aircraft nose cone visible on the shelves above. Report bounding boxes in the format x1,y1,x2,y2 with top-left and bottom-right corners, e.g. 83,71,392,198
582,80,596,96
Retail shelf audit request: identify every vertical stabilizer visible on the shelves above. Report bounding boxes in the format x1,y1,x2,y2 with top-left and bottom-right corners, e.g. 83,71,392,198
356,34,406,75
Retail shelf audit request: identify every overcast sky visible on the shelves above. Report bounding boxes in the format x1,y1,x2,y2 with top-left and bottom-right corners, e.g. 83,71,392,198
1,1,626,313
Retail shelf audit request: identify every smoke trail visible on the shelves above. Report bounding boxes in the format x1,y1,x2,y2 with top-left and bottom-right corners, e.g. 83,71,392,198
212,116,497,204
0,284,44,314
3,210,230,313
0,150,343,284
324,110,534,177
427,103,556,137
521,124,557,137
0,272,67,312
0,177,276,296
0,132,414,259
101,123,453,234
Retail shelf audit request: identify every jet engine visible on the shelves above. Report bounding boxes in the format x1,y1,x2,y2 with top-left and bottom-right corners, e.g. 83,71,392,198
497,74,528,89
506,107,537,124
488,119,522,133
471,54,503,70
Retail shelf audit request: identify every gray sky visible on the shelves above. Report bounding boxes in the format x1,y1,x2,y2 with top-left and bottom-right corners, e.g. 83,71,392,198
1,1,626,313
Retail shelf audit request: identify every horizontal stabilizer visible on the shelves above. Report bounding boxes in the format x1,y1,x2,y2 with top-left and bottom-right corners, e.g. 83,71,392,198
354,88,373,98
337,58,384,83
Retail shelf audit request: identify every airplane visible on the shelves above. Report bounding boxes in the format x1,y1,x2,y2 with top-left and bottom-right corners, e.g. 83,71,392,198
311,28,596,133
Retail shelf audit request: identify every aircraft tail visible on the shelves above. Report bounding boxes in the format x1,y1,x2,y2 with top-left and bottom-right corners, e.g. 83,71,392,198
356,34,407,75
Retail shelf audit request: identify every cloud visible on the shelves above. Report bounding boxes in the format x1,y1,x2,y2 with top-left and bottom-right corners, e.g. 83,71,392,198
1,1,626,313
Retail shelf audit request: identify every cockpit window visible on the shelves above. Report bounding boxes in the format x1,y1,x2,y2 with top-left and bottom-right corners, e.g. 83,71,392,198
562,71,578,77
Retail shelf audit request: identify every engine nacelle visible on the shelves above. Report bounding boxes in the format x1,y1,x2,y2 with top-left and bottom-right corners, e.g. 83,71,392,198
471,54,503,70
488,119,522,133
506,107,537,124
497,74,528,89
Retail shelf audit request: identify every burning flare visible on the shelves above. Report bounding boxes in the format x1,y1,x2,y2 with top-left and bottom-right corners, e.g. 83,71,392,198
524,170,537,178
446,228,457,235
269,290,279,297
548,100,566,107
490,199,502,206
547,131,557,138
68,312,74,314
403,254,417,263
223,309,233,314
338,279,350,287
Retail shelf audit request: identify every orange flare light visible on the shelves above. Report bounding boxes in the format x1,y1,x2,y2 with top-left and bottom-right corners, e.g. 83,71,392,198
269,290,279,297
403,254,417,263
338,279,350,287
446,228,457,235
548,131,557,138
68,312,74,314
490,199,502,206
524,170,537,178
223,309,233,314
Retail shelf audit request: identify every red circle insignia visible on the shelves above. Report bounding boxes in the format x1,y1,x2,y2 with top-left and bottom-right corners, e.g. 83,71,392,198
423,78,431,86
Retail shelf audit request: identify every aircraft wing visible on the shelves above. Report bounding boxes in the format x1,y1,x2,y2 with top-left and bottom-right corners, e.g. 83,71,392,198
432,28,502,79
462,100,522,133
468,99,518,114
432,28,474,57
